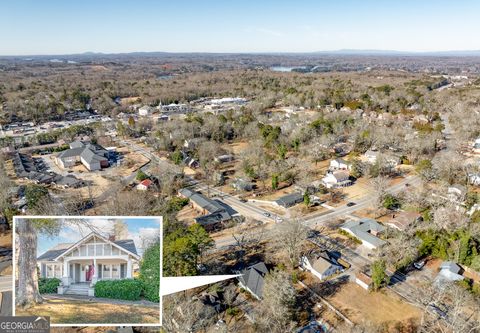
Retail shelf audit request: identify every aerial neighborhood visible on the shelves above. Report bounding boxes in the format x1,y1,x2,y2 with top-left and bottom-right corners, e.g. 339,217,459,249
1,48,480,333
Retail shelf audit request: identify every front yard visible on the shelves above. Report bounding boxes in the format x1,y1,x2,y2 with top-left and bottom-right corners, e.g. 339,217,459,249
16,296,160,324
324,282,420,327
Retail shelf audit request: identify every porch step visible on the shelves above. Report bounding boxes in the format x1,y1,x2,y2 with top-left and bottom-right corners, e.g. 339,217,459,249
64,289,89,296
64,284,91,296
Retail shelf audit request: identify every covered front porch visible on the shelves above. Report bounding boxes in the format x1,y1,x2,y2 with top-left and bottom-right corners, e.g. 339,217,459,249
61,257,133,287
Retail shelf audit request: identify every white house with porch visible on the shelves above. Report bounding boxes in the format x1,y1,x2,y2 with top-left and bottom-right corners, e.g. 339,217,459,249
37,232,140,296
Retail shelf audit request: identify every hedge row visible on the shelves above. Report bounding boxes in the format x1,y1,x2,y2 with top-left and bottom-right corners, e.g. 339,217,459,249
139,242,160,303
94,279,143,301
38,278,61,294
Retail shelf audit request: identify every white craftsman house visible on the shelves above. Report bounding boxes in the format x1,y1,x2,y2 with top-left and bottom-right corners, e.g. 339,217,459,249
37,231,140,296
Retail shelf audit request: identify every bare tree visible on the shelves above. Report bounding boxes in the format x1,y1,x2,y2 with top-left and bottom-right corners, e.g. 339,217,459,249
254,269,297,332
370,176,389,215
275,218,308,270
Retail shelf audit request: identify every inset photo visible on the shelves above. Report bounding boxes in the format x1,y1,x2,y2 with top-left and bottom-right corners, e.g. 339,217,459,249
13,216,161,326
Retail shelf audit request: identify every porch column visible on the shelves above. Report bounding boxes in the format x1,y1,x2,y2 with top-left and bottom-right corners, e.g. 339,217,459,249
92,258,97,284
127,256,132,278
62,260,70,286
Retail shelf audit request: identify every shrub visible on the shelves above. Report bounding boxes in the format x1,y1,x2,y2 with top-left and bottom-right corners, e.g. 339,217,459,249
94,279,143,301
38,278,61,294
139,242,160,302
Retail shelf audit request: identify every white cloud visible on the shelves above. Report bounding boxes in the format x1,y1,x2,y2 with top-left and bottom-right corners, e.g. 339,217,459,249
129,227,160,256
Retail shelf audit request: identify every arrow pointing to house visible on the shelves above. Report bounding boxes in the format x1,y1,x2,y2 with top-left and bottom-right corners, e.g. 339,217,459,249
161,275,241,296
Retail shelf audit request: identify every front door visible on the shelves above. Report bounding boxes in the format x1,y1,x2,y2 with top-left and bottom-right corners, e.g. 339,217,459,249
85,265,94,282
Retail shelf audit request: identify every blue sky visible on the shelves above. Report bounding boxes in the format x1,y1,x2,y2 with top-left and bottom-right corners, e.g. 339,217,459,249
37,217,161,257
1,1,480,55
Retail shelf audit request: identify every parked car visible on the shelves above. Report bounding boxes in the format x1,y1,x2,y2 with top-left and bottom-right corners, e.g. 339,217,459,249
346,202,356,207
263,212,271,217
414,260,426,270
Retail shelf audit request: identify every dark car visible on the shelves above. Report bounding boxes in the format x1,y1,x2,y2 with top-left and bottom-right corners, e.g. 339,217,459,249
346,202,356,207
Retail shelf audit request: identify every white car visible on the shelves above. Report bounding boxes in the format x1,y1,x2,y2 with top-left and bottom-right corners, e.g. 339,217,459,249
413,260,426,270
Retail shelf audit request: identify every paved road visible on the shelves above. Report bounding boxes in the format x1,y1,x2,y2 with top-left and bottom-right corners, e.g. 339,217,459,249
212,174,421,249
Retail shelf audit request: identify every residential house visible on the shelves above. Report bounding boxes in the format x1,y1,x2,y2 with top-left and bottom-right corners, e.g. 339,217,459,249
322,170,352,189
178,188,232,231
214,154,234,163
435,261,464,286
469,173,480,186
136,179,153,191
275,192,304,208
364,150,379,163
300,250,343,280
37,232,140,296
138,105,154,116
341,218,386,249
329,158,352,171
183,156,200,169
385,211,422,231
237,262,268,300
355,271,373,290
56,141,109,171
232,178,254,192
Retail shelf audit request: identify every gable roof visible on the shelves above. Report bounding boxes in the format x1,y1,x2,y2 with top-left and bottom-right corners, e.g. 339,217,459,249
333,158,350,165
37,243,72,261
140,179,153,187
238,262,268,298
37,232,140,261
275,192,304,207
304,250,342,275
341,218,386,247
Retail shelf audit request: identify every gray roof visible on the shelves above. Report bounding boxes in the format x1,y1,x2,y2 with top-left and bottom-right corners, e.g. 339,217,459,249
57,147,85,159
58,142,108,163
334,158,349,164
238,262,268,298
114,239,138,255
80,147,107,164
440,261,461,274
37,243,73,261
69,140,85,148
180,189,224,214
341,218,386,247
275,192,304,207
37,237,138,261
305,251,342,275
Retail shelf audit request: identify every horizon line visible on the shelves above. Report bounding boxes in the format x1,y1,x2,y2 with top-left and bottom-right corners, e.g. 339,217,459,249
4,48,480,58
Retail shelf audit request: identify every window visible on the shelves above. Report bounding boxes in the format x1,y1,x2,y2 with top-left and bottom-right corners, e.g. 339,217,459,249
103,264,111,278
104,245,111,255
95,244,103,256
80,245,86,256
54,265,61,278
47,265,53,278
87,245,94,256
112,247,119,255
120,264,126,278
112,265,119,279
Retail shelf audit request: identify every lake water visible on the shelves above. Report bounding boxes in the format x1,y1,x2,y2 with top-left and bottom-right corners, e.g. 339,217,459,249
270,66,307,72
